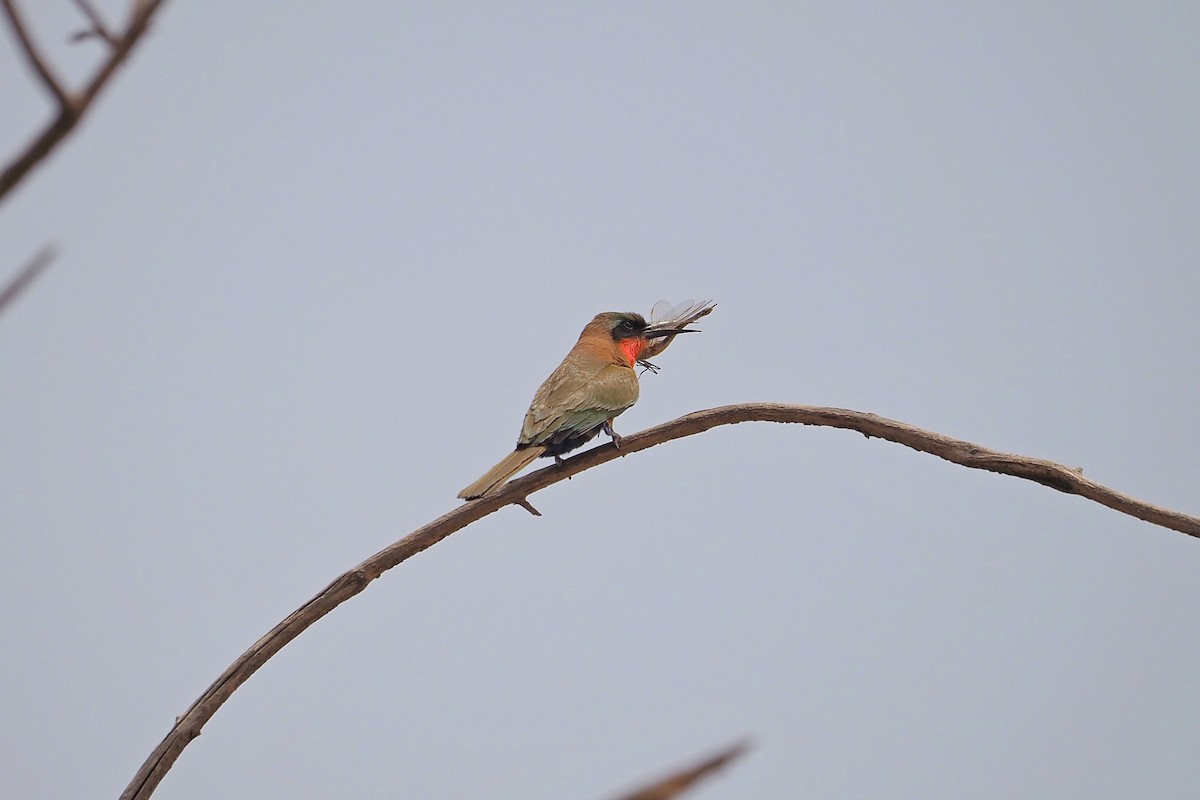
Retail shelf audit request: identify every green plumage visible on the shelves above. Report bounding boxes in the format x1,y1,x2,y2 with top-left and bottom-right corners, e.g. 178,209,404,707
521,362,639,448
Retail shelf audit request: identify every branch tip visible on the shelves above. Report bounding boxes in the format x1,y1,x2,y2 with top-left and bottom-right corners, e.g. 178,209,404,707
0,245,56,317
515,498,542,516
69,0,117,45
609,738,751,800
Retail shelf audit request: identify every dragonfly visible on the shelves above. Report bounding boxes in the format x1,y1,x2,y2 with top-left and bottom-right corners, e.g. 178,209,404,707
638,299,716,373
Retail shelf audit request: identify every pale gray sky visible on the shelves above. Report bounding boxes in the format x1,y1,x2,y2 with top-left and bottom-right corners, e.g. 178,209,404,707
2,3,1198,798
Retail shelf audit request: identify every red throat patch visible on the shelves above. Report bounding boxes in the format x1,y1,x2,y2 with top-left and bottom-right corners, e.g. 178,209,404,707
619,338,644,366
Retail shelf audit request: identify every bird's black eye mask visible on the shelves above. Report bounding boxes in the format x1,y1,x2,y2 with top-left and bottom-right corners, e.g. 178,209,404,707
610,315,647,341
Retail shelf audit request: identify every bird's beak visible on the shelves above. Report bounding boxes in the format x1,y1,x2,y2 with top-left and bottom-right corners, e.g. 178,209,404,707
644,327,697,339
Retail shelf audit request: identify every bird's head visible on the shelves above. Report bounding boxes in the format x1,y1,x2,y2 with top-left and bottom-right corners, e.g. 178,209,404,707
582,311,698,367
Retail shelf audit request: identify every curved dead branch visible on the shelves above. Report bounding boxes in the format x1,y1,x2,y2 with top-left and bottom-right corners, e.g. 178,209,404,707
1,0,170,205
120,403,1199,800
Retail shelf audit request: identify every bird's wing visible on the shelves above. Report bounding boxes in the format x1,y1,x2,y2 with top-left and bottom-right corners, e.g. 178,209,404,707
520,362,639,446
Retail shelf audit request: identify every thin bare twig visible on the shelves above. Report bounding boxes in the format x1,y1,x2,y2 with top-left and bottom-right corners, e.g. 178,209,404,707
0,244,55,317
0,0,170,205
69,0,118,45
120,404,1199,800
1,0,69,106
608,740,750,800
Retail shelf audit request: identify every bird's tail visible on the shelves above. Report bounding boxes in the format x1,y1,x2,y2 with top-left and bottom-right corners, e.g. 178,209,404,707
457,445,546,500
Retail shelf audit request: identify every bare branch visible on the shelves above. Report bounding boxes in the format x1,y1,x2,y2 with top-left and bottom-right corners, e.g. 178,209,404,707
69,0,118,45
0,0,171,206
120,404,1199,800
1,0,70,107
608,740,750,800
0,244,55,317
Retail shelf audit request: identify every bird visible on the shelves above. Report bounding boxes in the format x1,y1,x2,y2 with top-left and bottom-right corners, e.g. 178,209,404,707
457,301,715,500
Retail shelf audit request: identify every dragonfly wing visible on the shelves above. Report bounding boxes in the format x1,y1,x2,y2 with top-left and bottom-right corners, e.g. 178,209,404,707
648,299,716,329
640,299,716,363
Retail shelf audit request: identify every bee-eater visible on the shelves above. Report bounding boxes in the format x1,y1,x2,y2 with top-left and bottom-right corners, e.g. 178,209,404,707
457,302,715,500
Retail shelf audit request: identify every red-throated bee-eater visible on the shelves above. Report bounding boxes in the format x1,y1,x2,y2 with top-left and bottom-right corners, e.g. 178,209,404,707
457,301,715,500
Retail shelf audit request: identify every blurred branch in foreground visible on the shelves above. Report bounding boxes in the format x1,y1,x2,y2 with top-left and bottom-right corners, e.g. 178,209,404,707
121,403,1200,800
0,244,55,318
0,0,171,205
608,740,751,800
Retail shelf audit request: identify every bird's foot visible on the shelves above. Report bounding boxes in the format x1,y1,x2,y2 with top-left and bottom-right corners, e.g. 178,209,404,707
602,420,622,449
554,454,565,465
